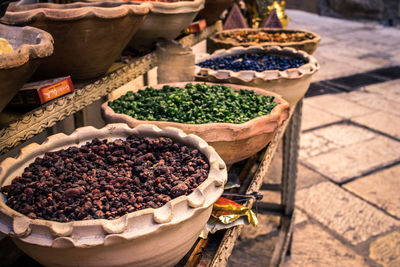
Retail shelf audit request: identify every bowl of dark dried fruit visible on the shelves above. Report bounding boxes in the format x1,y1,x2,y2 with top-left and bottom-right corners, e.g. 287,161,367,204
195,46,319,106
1,1,150,80
0,123,227,267
102,82,290,165
209,28,321,54
0,24,53,112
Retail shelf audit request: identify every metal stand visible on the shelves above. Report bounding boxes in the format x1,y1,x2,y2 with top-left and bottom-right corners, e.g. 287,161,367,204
271,99,302,267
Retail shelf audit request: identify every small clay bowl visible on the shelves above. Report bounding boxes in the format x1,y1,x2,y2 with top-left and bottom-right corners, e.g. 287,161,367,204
128,0,205,50
0,24,53,111
195,0,233,26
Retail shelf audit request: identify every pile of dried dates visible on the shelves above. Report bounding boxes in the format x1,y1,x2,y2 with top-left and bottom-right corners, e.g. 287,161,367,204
1,135,209,222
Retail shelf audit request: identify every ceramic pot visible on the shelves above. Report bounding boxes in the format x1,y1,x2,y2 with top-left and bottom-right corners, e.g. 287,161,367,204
1,1,150,80
195,46,319,106
195,0,233,26
209,28,321,55
128,0,204,50
102,82,290,165
0,123,227,267
0,24,53,111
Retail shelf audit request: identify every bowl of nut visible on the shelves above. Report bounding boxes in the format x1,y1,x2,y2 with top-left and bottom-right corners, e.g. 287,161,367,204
102,82,290,165
209,28,321,55
0,123,227,267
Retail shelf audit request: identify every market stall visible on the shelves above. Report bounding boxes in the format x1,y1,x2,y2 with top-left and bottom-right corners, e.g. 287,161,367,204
0,1,319,266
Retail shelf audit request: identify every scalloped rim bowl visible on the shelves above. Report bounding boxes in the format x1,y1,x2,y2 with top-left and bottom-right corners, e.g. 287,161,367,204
0,123,227,267
102,82,290,165
128,0,205,50
209,27,321,55
195,46,320,106
1,1,151,80
0,24,53,69
2,1,151,22
0,24,53,112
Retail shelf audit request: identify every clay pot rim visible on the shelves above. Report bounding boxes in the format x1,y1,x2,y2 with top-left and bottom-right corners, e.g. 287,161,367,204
0,124,227,248
0,24,54,69
194,45,320,82
1,1,151,23
130,0,204,14
210,27,321,48
102,82,290,143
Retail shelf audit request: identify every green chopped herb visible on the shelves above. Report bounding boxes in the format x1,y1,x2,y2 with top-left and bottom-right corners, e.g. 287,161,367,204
108,83,277,124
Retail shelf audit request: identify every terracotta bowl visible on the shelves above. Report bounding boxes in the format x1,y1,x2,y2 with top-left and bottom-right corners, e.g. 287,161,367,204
195,0,233,26
0,123,227,267
102,82,290,165
0,24,53,112
1,1,150,80
195,46,319,107
209,28,321,55
128,0,204,50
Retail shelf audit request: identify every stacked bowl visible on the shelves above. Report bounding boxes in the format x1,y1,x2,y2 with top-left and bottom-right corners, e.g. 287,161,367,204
1,1,151,80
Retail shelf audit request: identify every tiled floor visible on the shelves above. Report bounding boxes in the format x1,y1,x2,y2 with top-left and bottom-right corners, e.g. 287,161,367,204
228,10,400,267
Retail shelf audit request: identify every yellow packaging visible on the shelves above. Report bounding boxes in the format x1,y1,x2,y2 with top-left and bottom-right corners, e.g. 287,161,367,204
211,197,258,227
0,38,13,55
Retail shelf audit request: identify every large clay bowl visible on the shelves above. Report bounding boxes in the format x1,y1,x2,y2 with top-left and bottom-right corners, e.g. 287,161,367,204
195,0,233,26
102,82,290,165
128,0,204,50
0,24,53,111
0,124,227,267
209,28,321,55
1,1,150,80
195,46,319,107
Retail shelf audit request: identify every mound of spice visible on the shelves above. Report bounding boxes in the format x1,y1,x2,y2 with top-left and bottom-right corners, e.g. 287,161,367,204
1,136,209,222
197,53,306,72
215,31,315,44
108,83,277,124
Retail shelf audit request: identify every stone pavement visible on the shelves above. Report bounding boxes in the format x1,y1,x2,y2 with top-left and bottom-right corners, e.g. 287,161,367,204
228,10,400,267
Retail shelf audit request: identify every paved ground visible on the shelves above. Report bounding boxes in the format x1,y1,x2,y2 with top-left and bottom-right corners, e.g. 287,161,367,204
228,10,400,267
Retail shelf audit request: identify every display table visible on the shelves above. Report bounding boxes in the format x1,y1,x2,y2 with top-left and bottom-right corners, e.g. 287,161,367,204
0,21,301,267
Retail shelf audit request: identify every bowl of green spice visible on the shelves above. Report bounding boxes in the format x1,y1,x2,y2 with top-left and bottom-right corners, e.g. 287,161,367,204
102,82,289,164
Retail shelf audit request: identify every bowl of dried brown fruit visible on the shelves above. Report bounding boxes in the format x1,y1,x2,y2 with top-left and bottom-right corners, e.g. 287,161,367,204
0,123,227,267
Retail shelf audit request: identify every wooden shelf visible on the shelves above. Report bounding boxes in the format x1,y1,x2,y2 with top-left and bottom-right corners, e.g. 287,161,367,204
0,21,222,155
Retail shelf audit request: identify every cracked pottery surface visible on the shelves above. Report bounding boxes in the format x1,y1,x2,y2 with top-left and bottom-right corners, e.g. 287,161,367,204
128,0,204,50
0,24,53,112
0,123,227,267
102,82,290,165
209,28,321,55
1,1,151,80
195,46,319,107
